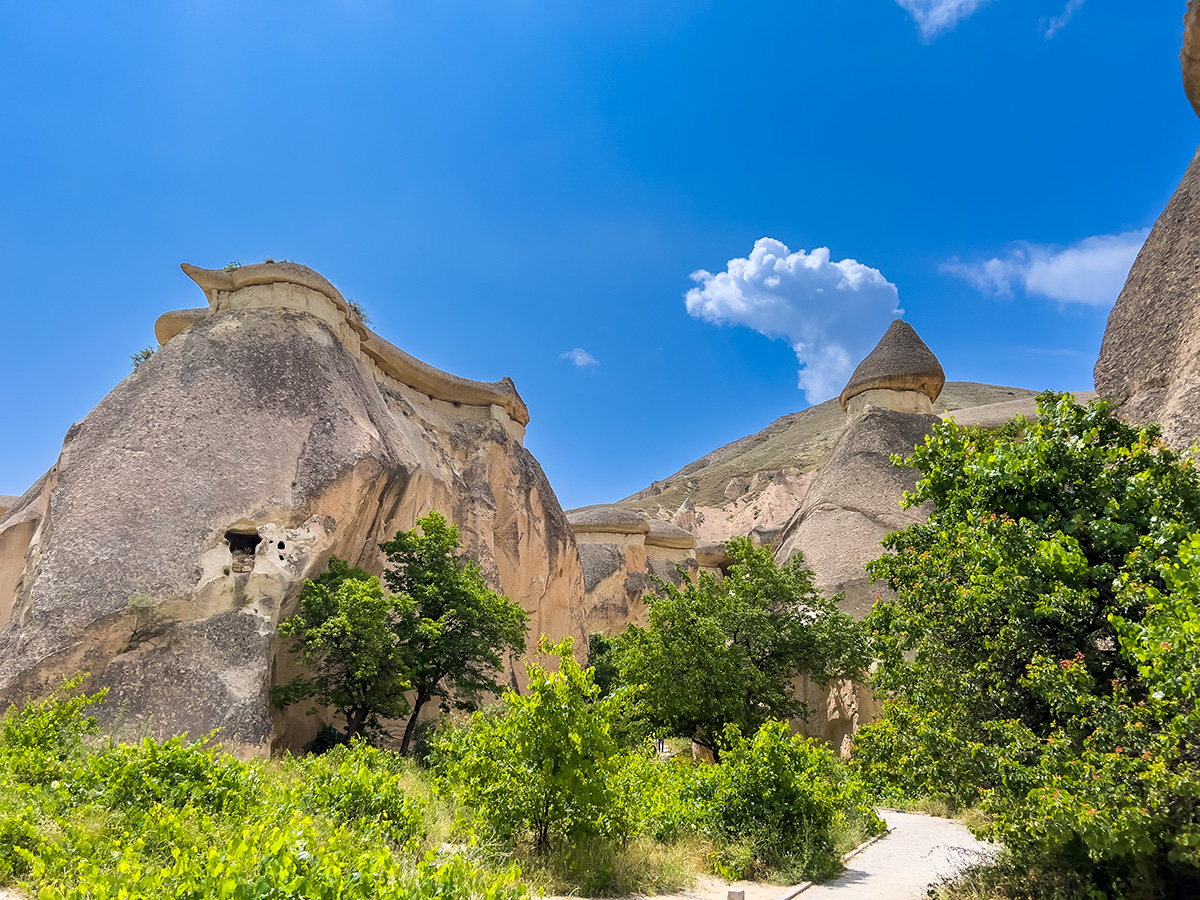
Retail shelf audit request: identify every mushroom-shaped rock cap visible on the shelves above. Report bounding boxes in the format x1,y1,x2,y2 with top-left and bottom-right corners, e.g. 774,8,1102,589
645,520,696,550
839,320,945,411
566,506,651,535
695,541,732,569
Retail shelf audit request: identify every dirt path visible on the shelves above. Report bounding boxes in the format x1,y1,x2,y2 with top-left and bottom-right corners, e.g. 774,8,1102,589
793,809,996,899
627,809,996,900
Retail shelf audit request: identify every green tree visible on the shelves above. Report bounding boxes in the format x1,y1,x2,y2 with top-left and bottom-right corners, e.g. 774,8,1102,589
272,558,414,741
976,532,1200,894
856,393,1200,805
431,636,619,853
380,512,528,755
613,537,867,760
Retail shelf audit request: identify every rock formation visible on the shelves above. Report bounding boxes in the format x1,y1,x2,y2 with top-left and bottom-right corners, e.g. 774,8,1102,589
1094,4,1200,448
566,506,706,635
839,320,945,417
0,261,585,755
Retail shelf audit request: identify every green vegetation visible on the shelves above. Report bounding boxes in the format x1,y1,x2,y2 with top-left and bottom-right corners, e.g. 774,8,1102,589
0,677,526,900
379,512,528,754
854,393,1200,897
272,559,414,741
611,537,868,758
3,664,881,898
273,513,528,752
129,346,156,369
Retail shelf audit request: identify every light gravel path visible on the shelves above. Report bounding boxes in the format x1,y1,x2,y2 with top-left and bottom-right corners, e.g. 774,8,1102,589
622,809,997,900
787,809,996,900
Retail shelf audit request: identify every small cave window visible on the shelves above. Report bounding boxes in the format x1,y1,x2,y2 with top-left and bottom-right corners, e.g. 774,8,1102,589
226,531,262,555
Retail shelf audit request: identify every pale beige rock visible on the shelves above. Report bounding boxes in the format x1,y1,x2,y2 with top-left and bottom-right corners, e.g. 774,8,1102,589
154,308,208,345
942,391,1097,430
179,262,530,430
845,388,934,417
695,540,731,571
839,320,945,412
0,263,585,755
645,520,695,550
566,506,650,535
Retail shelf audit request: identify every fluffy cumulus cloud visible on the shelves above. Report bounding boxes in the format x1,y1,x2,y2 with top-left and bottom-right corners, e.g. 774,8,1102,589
895,0,994,39
941,229,1150,307
561,348,599,367
685,237,903,404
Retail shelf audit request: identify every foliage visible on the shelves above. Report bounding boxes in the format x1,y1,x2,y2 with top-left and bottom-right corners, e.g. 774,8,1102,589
0,678,528,900
613,537,868,757
345,298,372,326
858,392,1200,805
129,347,156,370
432,637,619,853
273,559,414,741
856,392,1200,895
974,533,1200,896
380,512,529,754
705,721,883,882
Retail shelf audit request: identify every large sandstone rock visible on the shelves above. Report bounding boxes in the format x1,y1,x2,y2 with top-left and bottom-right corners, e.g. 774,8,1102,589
1095,6,1200,448
839,320,945,414
567,506,698,635
774,408,938,618
0,262,585,755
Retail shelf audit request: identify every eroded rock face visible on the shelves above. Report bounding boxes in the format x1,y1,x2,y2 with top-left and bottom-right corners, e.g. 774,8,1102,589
1095,7,1200,448
0,264,585,755
567,506,697,635
774,408,938,618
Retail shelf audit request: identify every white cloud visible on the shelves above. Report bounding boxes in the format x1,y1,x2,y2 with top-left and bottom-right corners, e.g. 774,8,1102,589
895,0,994,40
941,229,1150,307
1045,0,1086,38
685,237,903,404
561,347,599,367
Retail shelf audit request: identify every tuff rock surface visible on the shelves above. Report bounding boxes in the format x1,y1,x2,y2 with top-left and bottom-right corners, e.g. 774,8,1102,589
1094,4,1200,448
0,262,585,755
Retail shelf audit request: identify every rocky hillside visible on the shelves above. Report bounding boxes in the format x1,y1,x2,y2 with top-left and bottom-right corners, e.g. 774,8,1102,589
616,381,1039,521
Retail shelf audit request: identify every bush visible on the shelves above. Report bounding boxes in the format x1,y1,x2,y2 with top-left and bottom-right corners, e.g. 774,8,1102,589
0,678,524,900
432,637,619,852
707,720,882,882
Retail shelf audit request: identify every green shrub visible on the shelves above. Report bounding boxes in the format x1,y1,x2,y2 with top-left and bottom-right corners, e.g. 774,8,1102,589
707,720,882,881
432,637,619,852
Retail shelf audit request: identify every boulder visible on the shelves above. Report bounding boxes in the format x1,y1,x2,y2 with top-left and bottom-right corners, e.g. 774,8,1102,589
0,262,585,755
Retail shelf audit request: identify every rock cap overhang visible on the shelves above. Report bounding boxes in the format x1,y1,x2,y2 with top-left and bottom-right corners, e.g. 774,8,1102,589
170,261,531,427
645,520,696,550
566,506,651,535
695,540,732,569
839,319,945,412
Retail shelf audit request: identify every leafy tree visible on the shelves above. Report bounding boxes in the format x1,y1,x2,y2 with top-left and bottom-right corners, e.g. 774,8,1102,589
431,636,619,853
380,511,528,754
856,392,1200,807
977,532,1200,894
613,537,868,759
272,559,414,741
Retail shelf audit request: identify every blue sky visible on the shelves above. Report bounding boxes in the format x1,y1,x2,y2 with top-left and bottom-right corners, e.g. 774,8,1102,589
0,1,1193,511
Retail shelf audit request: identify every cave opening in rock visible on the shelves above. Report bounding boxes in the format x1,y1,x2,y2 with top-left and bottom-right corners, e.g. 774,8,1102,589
226,531,262,555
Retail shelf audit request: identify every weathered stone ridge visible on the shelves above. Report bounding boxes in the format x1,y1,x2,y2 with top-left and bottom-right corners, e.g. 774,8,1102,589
0,263,585,755
1095,6,1200,449
567,506,708,636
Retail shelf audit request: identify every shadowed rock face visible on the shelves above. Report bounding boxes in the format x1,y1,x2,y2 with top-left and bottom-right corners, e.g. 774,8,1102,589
774,408,938,618
0,275,584,755
1095,5,1200,448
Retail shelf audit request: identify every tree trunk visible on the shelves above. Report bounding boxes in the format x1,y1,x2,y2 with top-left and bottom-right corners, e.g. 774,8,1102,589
399,692,431,755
